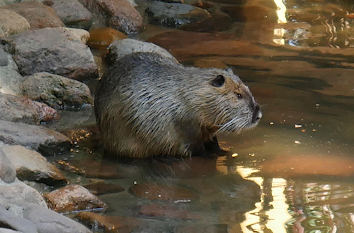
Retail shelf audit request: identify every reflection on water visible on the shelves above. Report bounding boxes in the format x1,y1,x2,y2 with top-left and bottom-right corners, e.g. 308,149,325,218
52,0,354,232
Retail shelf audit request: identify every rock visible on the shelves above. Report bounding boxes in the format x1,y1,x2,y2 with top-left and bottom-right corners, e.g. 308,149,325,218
0,206,38,233
8,27,97,80
0,179,47,217
23,205,92,233
180,12,233,32
43,184,107,212
0,93,57,124
139,204,200,220
0,47,25,96
80,0,143,34
145,1,210,28
129,183,198,202
1,145,67,185
0,9,30,38
0,229,24,233
88,27,127,49
84,181,124,195
107,38,177,64
1,1,64,29
70,158,123,179
0,119,70,156
0,148,16,183
50,0,92,29
60,27,90,44
76,212,139,233
22,72,93,110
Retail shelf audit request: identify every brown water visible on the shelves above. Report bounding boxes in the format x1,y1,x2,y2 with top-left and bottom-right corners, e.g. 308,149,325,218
51,0,354,232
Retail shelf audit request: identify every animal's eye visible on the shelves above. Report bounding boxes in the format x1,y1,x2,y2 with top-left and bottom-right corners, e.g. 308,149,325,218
236,93,242,99
211,75,225,87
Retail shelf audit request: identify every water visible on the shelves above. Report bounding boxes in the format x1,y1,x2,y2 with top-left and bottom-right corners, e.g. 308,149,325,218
51,0,354,232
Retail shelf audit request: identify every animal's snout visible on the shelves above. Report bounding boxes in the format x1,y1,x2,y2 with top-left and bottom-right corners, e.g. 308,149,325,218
252,104,262,123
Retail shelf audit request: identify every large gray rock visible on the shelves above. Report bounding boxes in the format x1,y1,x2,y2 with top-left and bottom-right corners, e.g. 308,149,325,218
1,145,66,185
0,179,47,217
0,47,25,96
50,0,92,29
107,39,177,63
0,120,70,156
23,205,92,233
0,93,57,124
0,206,37,233
7,27,97,80
145,1,210,28
0,148,16,183
22,72,93,110
0,9,30,38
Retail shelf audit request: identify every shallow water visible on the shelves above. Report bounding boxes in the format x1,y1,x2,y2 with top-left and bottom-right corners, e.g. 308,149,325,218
51,0,354,232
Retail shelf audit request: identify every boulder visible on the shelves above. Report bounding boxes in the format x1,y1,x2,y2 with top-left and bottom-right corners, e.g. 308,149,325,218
1,1,64,29
80,0,143,34
0,9,30,38
0,47,25,96
43,184,106,213
0,93,57,124
0,120,70,156
145,1,210,28
22,72,93,110
107,39,177,64
0,148,16,183
7,27,97,80
1,145,67,185
49,0,92,29
0,206,38,233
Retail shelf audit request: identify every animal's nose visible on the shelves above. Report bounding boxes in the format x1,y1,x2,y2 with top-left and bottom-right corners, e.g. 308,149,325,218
252,104,262,123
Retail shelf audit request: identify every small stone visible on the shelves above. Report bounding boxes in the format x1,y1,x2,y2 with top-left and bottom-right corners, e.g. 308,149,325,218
1,145,67,185
0,9,30,38
129,183,198,202
1,1,64,29
44,184,107,213
88,27,127,49
84,181,124,195
22,72,93,110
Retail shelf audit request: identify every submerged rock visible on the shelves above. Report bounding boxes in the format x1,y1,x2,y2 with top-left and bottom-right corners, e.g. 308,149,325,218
84,181,124,195
139,204,201,220
8,27,97,80
145,1,210,28
0,47,25,96
1,145,67,185
49,0,92,29
0,93,57,124
44,184,107,213
0,9,30,38
22,72,93,110
0,119,70,156
1,1,64,29
88,27,127,49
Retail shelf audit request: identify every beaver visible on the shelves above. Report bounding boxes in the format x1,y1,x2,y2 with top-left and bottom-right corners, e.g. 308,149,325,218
95,51,262,158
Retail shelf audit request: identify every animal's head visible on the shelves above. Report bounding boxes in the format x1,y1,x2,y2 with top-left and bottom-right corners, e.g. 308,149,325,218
195,68,262,133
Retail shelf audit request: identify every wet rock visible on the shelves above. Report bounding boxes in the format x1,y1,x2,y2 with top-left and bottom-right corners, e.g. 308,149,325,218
139,204,200,220
107,38,177,64
8,27,97,80
1,1,64,29
23,205,92,233
180,12,233,32
0,9,30,38
84,181,124,195
44,184,107,212
22,72,93,110
0,206,38,233
0,119,70,156
145,1,211,28
0,93,57,124
80,0,143,34
1,145,67,185
50,0,92,29
88,27,127,49
0,148,16,183
129,182,198,202
0,179,47,217
0,47,25,96
76,212,139,233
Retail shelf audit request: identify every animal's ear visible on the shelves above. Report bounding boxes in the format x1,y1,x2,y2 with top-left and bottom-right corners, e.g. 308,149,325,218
210,75,225,87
